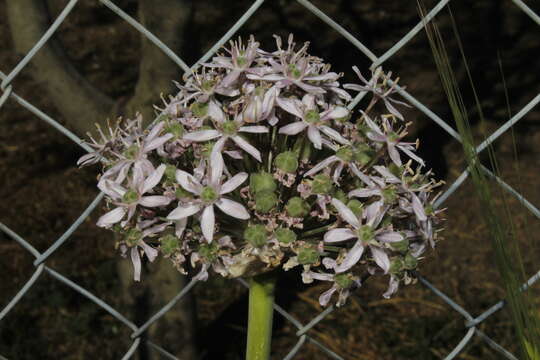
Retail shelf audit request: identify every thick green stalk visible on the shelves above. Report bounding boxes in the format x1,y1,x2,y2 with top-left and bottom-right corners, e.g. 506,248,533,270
246,273,277,360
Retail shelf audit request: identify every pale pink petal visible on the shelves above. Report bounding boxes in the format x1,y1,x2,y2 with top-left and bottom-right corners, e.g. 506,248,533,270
231,135,262,162
175,217,187,238
220,69,242,88
278,121,307,135
323,106,349,120
146,122,165,142
319,125,350,145
98,179,126,199
220,172,248,194
261,86,278,119
238,126,268,133
373,165,401,183
166,203,201,220
324,228,356,243
348,188,380,198
307,125,322,149
215,198,250,220
140,241,158,262
276,97,303,118
319,286,337,307
387,143,402,167
398,145,425,167
183,130,222,142
201,205,215,242
141,164,166,194
335,241,364,273
210,150,224,186
411,193,427,221
304,156,339,177
139,195,171,207
144,133,174,152
301,94,316,110
97,207,126,227
176,170,202,194
304,72,339,81
208,100,226,123
131,248,142,281
376,231,404,243
331,198,360,228
295,81,326,94
370,246,390,273
383,276,400,299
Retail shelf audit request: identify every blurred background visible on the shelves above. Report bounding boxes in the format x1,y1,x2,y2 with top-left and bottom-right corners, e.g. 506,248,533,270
0,0,539,359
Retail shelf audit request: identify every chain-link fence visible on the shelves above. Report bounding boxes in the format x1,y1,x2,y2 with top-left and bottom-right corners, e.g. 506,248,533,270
1,0,540,359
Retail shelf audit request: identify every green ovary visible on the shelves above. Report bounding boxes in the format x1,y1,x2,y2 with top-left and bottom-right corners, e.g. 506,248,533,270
200,186,218,203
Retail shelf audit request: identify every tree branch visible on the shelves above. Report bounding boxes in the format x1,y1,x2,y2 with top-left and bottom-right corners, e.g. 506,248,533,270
6,0,115,135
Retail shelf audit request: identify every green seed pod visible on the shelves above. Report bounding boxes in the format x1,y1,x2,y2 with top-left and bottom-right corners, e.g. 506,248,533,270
165,164,177,182
391,239,409,253
298,247,320,265
255,190,278,213
244,224,267,248
175,187,192,199
336,146,354,162
312,174,333,195
347,199,364,217
354,150,372,166
334,273,354,289
389,258,404,274
275,228,297,245
190,102,208,118
160,234,179,255
382,186,398,204
333,189,348,204
250,172,277,194
403,253,418,269
274,151,299,173
285,197,310,218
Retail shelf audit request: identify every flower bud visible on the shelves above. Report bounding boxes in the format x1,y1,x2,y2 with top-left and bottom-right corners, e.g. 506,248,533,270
250,172,277,194
298,247,320,265
312,174,333,195
274,151,298,173
244,224,267,248
275,228,297,245
347,199,363,217
255,190,278,213
160,234,179,255
285,197,310,217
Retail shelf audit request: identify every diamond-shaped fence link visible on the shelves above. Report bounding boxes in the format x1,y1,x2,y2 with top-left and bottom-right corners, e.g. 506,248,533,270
1,0,539,359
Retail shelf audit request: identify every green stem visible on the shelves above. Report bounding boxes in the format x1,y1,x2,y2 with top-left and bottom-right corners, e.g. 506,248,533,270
246,272,277,360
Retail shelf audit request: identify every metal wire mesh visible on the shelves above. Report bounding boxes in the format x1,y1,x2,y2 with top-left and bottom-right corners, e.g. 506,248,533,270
1,0,539,359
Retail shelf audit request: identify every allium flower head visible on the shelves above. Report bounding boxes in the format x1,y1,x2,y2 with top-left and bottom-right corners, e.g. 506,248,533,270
80,34,444,307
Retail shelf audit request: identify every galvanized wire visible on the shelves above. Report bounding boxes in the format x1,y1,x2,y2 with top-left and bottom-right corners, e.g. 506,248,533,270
1,0,540,359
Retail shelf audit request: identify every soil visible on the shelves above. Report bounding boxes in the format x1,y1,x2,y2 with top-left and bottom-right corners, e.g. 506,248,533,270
0,0,539,359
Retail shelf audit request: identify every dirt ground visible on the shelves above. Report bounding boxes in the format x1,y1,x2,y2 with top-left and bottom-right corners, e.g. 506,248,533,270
0,1,539,359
